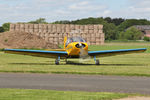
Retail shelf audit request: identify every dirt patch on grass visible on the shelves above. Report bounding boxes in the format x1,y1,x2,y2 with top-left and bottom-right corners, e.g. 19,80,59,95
115,96,150,100
0,31,59,49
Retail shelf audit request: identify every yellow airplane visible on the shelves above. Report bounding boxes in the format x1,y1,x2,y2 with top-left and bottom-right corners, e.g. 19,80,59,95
4,37,146,65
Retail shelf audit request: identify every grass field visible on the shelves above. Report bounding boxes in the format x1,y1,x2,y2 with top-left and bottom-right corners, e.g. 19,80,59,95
0,42,150,76
0,88,134,100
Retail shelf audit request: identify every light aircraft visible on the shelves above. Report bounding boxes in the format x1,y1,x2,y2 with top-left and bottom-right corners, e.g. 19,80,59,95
4,37,146,65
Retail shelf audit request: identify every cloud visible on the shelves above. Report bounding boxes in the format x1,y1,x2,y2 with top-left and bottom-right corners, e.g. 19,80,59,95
105,0,150,19
1,0,150,25
128,0,150,13
69,1,107,11
124,0,150,19
0,0,110,25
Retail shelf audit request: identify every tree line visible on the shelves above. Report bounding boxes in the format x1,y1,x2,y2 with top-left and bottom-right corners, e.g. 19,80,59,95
1,17,150,41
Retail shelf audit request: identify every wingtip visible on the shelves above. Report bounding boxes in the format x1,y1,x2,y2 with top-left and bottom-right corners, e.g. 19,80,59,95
142,48,147,51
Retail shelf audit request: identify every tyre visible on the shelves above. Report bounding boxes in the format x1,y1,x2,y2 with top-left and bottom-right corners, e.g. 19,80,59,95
55,59,59,65
95,60,99,65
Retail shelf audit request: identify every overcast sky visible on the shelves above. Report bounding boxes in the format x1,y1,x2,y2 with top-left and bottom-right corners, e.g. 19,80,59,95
0,0,150,25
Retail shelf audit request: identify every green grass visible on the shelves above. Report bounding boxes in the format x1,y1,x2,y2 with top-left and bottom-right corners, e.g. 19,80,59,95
89,42,150,53
0,42,150,76
0,88,133,100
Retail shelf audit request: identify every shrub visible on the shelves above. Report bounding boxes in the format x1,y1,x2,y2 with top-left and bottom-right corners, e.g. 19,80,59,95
143,36,150,41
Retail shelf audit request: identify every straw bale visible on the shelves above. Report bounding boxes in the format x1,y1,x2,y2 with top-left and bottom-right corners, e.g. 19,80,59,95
91,33,95,37
34,24,39,29
20,28,25,31
48,24,52,29
98,25,103,30
96,42,100,45
98,30,103,33
91,37,95,41
75,25,80,30
15,24,20,30
39,24,44,29
43,24,48,29
66,25,70,32
34,29,39,33
91,42,96,45
25,24,29,29
54,37,59,42
80,25,84,30
84,25,88,30
88,25,94,30
59,33,63,38
29,24,34,29
96,33,100,37
20,24,25,29
10,24,15,30
89,30,94,34
57,24,61,32
52,25,57,33
70,24,75,30
94,25,99,30
43,29,48,33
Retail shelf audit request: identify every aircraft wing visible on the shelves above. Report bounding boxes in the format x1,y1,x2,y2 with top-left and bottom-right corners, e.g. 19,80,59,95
4,49,68,58
88,48,146,57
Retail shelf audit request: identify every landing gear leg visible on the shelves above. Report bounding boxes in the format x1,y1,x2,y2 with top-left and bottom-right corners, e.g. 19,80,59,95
65,58,68,64
55,56,60,65
94,56,100,65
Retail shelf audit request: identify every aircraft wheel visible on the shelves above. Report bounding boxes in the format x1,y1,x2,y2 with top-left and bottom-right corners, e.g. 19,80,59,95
55,59,59,65
95,60,99,65
65,59,68,64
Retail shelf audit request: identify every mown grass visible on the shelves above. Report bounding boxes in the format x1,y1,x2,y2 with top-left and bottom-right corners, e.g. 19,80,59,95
0,88,134,100
0,42,150,77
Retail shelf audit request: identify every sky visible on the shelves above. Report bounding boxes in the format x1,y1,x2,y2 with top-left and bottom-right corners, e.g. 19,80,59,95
0,0,150,25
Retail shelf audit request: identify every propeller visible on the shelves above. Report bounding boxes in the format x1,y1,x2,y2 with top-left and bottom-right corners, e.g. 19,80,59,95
79,42,91,63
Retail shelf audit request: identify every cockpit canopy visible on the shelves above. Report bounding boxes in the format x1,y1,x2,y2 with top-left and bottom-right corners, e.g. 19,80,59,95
66,37,86,46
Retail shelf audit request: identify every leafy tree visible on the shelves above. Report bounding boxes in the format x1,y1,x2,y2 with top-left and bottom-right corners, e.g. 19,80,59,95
53,20,70,24
111,18,125,26
0,27,4,33
2,23,10,32
29,18,48,24
118,19,150,32
103,23,118,40
104,17,125,26
119,27,142,40
69,17,104,25
104,17,112,23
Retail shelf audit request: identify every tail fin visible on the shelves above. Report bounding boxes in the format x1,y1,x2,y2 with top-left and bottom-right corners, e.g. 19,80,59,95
64,36,67,49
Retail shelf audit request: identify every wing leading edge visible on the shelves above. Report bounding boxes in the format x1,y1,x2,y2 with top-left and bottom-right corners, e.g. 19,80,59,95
88,48,147,57
4,49,68,58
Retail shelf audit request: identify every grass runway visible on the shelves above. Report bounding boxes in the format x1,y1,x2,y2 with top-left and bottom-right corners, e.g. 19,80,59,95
0,88,135,100
0,42,150,100
0,42,150,77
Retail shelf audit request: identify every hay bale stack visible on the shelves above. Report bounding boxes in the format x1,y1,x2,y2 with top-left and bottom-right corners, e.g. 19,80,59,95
9,24,105,45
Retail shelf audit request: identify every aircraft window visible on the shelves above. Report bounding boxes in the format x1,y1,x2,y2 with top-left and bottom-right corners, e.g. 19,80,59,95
65,37,86,46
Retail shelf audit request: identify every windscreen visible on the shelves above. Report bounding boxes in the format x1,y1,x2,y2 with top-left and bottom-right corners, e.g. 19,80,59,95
66,37,86,46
